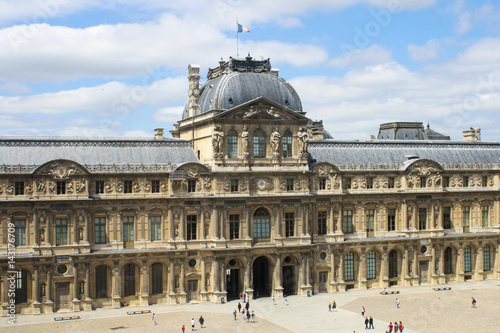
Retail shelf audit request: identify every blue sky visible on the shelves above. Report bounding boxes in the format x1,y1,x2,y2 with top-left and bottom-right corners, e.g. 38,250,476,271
0,0,500,140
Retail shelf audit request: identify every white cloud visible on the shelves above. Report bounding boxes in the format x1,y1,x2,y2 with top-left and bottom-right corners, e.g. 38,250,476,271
153,106,184,125
407,38,441,62
330,44,393,68
456,12,471,34
0,82,31,94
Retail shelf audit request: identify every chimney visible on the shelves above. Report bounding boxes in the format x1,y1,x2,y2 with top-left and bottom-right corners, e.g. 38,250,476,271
187,64,201,118
270,68,279,76
154,128,164,140
462,127,481,141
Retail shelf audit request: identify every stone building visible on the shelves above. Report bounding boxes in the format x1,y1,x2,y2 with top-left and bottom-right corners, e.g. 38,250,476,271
1,56,499,315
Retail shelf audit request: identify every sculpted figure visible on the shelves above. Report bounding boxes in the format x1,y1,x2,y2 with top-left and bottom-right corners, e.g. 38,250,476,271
241,126,250,158
297,127,309,157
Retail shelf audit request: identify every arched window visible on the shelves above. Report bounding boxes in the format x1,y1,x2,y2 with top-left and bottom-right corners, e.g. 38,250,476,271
95,265,108,299
123,263,136,296
253,129,266,158
444,247,453,274
282,130,292,158
15,269,28,303
151,263,163,295
389,250,398,278
367,251,376,280
227,130,238,158
344,252,354,281
464,246,472,273
253,208,270,241
483,245,491,271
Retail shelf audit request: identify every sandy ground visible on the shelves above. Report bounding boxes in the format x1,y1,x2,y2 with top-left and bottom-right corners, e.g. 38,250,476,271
341,288,500,333
0,311,292,333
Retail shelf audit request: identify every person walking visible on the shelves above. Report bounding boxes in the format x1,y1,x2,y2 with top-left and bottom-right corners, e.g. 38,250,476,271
361,306,366,316
369,316,374,329
238,302,242,313
388,322,393,333
191,318,195,331
182,324,185,333
199,315,205,328
243,293,246,303
332,300,336,311
396,298,400,308
394,320,399,332
241,308,246,319
284,295,288,306
272,295,276,305
251,311,255,323
247,310,251,322
471,297,477,308
364,317,369,329
399,321,404,332
152,312,157,325
245,301,250,311
328,302,332,312
233,309,237,320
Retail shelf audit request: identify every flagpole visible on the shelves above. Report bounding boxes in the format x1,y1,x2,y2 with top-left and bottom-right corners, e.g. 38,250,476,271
236,18,239,59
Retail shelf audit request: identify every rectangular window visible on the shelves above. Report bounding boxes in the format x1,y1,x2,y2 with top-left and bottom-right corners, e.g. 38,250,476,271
94,217,106,244
55,218,68,245
345,254,354,281
482,206,489,227
366,209,374,233
419,208,427,230
387,209,396,231
151,180,160,193
14,182,24,195
56,181,66,195
229,214,239,240
462,206,470,227
366,177,373,189
319,178,326,190
186,215,197,240
443,176,450,188
463,176,469,187
343,177,352,190
188,179,196,193
317,211,327,235
283,135,292,158
123,216,134,245
227,134,238,158
388,177,395,189
14,220,26,246
230,179,239,192
420,177,427,188
343,209,353,233
285,212,294,237
482,176,488,187
484,247,491,271
286,179,294,191
367,253,376,280
150,216,161,241
443,207,452,229
124,180,132,194
95,181,104,194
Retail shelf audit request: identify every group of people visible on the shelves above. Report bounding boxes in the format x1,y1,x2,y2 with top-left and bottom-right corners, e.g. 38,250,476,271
386,321,404,332
328,300,337,311
234,299,256,322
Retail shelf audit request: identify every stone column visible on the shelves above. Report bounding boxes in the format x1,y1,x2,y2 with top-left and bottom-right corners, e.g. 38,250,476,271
33,211,39,247
438,248,446,283
438,205,444,229
168,210,174,241
220,261,227,292
72,263,80,311
275,255,282,288
179,211,185,241
212,259,219,292
457,247,465,282
475,247,484,280
84,265,92,310
211,207,218,240
359,252,367,289
112,263,121,308
245,256,252,293
34,265,40,303
168,261,176,303
140,262,149,306
200,209,205,240
328,206,334,235
301,207,307,236
84,212,89,243
381,252,388,287
401,201,407,231
338,253,345,291
219,209,225,240
275,207,281,238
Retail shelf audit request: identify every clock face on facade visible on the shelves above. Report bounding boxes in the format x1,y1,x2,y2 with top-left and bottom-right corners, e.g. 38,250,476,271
257,179,267,190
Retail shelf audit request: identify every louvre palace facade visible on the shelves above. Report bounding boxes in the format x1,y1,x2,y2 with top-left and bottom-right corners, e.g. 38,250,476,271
1,56,499,315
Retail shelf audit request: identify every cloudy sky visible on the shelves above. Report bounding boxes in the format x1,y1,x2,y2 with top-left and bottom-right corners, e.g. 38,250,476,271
1,0,500,141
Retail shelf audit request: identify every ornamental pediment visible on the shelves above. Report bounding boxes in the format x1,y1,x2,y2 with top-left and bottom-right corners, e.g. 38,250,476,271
34,159,89,179
404,159,443,175
216,97,308,121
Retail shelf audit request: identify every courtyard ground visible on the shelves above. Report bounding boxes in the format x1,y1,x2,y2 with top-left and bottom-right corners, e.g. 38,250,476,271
1,279,499,332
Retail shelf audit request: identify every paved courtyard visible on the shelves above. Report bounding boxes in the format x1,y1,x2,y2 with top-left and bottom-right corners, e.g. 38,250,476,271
1,280,499,332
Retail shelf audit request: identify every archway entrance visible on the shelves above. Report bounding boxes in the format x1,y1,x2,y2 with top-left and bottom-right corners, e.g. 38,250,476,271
252,256,270,298
282,265,296,296
226,269,240,301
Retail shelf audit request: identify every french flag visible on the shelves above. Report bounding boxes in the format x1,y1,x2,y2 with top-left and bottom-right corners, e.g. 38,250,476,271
237,23,250,33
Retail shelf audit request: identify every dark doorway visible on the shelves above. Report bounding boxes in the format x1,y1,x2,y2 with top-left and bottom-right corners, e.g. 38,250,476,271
252,256,270,298
226,269,240,300
282,266,296,295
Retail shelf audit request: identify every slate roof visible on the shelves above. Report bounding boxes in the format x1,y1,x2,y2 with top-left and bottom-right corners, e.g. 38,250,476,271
308,140,500,168
0,137,198,167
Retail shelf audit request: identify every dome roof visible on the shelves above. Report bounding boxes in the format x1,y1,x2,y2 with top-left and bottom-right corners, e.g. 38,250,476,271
182,56,302,119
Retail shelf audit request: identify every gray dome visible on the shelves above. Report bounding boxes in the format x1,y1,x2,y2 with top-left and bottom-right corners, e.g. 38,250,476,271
182,57,303,119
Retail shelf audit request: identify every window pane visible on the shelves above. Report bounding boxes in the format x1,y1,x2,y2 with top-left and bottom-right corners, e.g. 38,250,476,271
227,130,238,158
150,216,161,241
253,129,266,158
367,251,376,279
283,131,292,158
